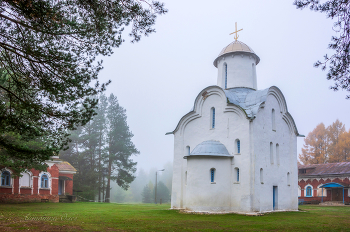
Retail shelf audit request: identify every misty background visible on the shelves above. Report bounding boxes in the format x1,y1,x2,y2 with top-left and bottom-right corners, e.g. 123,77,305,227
70,1,350,202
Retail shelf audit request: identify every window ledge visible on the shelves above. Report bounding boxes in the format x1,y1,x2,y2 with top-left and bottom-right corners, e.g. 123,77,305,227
20,186,32,189
233,182,240,184
261,182,264,184
211,182,216,184
39,188,50,190
0,186,12,188
235,153,241,155
272,129,276,132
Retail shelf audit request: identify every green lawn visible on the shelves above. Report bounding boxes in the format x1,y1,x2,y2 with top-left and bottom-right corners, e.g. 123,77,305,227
0,203,350,231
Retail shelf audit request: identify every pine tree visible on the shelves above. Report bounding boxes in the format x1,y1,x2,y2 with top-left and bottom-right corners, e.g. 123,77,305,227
0,1,167,172
141,184,152,203
105,94,139,202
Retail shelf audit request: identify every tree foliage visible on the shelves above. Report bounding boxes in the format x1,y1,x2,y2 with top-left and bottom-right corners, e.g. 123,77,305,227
294,0,350,99
141,184,152,203
0,0,166,173
60,93,138,202
299,119,350,164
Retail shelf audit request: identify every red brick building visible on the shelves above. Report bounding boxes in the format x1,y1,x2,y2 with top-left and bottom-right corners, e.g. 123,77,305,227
0,156,76,203
298,162,350,204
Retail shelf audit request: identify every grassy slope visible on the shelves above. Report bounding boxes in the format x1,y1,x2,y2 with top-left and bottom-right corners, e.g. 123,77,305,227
0,203,350,231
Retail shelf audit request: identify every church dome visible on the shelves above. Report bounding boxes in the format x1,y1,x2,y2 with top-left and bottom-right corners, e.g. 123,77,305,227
213,40,260,67
184,140,231,158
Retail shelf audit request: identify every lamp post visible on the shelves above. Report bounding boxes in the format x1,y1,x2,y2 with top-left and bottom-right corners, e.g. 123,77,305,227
155,169,165,204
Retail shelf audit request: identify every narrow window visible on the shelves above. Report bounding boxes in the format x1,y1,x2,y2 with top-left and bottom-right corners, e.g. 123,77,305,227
1,171,11,186
270,142,274,164
260,168,263,184
211,107,215,129
237,140,241,154
276,144,280,165
186,146,190,156
210,169,215,182
252,63,257,89
224,63,228,89
306,186,312,197
272,109,276,131
41,174,49,188
185,171,187,185
236,168,240,182
287,172,290,186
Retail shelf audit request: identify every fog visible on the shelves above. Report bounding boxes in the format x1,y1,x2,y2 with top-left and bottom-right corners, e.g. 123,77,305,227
96,0,350,175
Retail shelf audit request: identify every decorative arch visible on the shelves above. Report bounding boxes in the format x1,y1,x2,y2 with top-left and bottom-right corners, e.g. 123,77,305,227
305,184,313,197
167,86,235,136
39,171,52,189
19,170,33,188
1,168,12,187
267,86,301,137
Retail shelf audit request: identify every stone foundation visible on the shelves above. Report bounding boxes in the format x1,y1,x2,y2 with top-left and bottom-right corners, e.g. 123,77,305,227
0,193,59,203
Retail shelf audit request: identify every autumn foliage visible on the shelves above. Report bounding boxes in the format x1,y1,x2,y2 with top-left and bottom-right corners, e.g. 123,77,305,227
299,120,350,165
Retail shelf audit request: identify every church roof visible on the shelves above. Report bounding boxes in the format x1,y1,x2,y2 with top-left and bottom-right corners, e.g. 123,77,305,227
224,87,269,118
184,140,232,158
213,40,260,67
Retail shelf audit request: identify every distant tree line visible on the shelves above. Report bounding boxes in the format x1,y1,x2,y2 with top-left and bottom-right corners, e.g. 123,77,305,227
60,93,139,202
299,119,350,165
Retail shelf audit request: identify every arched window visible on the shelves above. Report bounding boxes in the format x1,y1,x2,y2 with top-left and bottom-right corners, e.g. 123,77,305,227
236,140,241,154
270,142,274,164
1,171,11,186
276,144,280,165
298,186,301,197
260,168,263,184
306,186,312,197
41,174,49,188
210,168,215,183
236,168,240,182
287,172,290,186
272,109,276,131
19,172,31,187
211,107,215,129
224,63,228,89
252,63,257,88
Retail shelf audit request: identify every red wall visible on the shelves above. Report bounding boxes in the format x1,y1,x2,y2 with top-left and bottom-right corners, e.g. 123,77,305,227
298,177,350,203
0,164,74,203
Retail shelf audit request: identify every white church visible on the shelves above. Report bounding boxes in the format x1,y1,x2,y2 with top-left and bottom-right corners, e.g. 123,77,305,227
166,34,302,213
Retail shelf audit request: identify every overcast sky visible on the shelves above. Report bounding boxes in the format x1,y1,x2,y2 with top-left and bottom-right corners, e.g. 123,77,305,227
97,0,350,172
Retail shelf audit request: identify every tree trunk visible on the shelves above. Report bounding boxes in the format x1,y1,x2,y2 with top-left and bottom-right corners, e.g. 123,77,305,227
105,147,112,203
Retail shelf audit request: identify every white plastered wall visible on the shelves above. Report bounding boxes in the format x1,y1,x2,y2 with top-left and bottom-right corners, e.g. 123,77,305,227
252,93,298,212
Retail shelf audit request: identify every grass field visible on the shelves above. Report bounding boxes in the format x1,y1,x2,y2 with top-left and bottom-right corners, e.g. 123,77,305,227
0,203,350,231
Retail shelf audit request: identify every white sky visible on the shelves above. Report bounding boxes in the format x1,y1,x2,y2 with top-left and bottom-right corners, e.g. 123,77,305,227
98,0,350,172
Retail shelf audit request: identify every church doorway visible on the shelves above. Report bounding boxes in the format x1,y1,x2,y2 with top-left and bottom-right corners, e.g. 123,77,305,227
331,188,343,201
273,186,278,210
58,180,64,195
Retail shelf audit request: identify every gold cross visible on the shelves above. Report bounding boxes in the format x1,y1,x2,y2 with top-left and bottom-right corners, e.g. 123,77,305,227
229,22,243,41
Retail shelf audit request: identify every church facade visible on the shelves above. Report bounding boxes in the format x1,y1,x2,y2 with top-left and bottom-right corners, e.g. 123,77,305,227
167,40,302,213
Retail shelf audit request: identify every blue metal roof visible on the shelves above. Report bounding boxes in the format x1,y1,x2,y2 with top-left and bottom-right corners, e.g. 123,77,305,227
184,140,231,158
224,87,269,118
319,182,346,188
